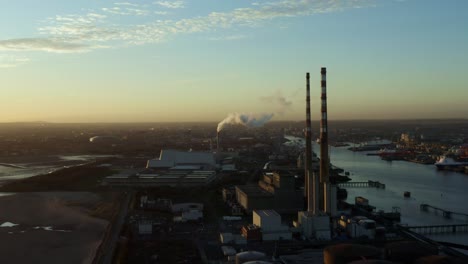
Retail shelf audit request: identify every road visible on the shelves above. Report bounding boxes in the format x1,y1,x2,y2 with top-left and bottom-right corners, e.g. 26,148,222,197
94,190,133,264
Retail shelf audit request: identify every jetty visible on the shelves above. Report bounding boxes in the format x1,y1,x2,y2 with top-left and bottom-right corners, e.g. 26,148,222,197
403,224,468,235
420,203,468,220
338,180,385,189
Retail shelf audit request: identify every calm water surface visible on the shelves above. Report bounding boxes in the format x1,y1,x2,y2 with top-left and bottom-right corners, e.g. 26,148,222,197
326,143,468,244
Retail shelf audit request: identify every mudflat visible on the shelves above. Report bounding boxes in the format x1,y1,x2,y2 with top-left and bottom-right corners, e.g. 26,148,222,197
0,192,109,264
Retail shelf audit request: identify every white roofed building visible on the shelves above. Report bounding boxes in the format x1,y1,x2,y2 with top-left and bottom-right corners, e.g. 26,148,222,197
104,149,219,187
147,149,216,170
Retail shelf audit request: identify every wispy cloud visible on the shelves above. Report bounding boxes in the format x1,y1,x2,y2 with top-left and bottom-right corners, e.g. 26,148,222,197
209,35,247,41
155,11,169,15
0,54,30,68
155,1,185,9
103,3,150,16
0,38,97,53
0,0,379,54
114,2,140,7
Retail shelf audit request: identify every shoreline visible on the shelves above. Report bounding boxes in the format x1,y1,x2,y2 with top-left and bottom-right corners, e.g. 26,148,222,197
0,154,119,186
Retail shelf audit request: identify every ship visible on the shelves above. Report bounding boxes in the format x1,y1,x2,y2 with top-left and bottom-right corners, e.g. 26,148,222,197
435,156,468,170
378,148,411,161
348,139,393,152
378,148,410,157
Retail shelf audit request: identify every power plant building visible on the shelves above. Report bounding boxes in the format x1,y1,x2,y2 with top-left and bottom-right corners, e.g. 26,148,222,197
235,172,303,213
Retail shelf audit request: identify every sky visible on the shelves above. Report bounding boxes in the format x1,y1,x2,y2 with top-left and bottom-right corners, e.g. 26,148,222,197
0,0,467,123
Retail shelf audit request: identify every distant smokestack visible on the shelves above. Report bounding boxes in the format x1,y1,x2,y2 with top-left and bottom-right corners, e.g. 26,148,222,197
304,73,310,205
320,67,331,213
305,73,318,214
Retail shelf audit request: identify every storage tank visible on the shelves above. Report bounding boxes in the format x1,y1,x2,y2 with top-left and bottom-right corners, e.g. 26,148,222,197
324,244,381,264
385,241,438,264
414,255,464,264
235,251,266,264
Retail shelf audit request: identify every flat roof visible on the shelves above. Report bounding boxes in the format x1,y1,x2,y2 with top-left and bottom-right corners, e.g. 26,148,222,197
236,185,273,198
254,209,280,218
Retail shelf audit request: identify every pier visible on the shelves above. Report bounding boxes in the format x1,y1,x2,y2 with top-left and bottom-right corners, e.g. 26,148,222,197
400,224,468,235
420,204,468,220
338,180,385,189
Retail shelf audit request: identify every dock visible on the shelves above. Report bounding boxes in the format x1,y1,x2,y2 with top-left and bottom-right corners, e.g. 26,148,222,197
420,204,468,220
338,180,385,189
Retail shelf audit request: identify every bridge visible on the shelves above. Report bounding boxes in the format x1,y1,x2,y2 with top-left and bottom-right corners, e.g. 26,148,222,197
420,204,468,220
396,225,468,261
338,180,385,189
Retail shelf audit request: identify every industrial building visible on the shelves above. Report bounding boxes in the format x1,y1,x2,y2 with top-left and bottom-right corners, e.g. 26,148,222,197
105,149,219,187
172,203,204,222
235,172,303,213
146,149,217,170
252,210,292,241
105,170,217,187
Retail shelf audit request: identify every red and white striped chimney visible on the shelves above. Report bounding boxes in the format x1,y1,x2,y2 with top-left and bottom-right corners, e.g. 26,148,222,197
320,67,331,213
306,73,318,214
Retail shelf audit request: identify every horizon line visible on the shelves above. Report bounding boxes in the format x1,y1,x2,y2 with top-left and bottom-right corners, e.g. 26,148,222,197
1,118,467,125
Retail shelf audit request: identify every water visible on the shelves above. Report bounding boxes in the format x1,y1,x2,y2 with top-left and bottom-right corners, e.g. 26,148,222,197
328,144,468,217
0,155,117,182
58,154,119,161
0,165,55,181
326,143,468,245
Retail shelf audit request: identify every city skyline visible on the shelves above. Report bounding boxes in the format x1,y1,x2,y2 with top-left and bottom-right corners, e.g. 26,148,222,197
1,0,467,122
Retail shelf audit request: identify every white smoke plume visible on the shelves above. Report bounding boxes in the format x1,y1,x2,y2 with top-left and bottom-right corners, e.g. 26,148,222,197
217,113,274,132
260,92,292,115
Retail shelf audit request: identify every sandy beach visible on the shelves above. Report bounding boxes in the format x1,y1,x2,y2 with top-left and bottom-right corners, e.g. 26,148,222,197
0,192,109,264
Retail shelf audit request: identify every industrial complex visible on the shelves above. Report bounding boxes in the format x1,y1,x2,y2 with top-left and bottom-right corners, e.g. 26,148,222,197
97,68,468,264
13,68,461,263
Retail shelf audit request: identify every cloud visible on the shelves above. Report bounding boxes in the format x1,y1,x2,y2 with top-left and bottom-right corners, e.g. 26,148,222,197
0,54,30,68
208,34,247,41
103,3,150,16
2,0,379,54
155,1,185,9
114,2,140,7
155,11,169,15
0,38,96,53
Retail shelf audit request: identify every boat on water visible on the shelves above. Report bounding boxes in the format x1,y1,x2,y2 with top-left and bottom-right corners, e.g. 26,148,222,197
348,139,393,152
378,148,410,157
435,156,468,170
378,148,411,161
